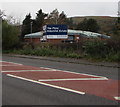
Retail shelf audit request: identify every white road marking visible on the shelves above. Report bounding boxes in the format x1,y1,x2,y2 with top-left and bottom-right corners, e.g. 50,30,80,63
2,69,57,72
1,61,108,79
0,65,22,66
40,67,52,69
114,97,120,100
2,61,108,80
1,61,23,65
7,74,85,95
38,77,108,81
2,69,108,81
39,67,108,79
59,70,107,78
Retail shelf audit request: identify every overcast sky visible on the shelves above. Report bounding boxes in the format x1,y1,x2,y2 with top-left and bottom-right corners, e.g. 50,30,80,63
1,0,119,23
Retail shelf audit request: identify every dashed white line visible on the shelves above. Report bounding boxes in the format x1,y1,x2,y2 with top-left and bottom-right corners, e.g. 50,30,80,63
7,74,85,95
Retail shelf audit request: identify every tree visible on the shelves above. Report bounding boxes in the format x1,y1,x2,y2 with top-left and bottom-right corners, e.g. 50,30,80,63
6,15,21,25
76,18,100,32
66,18,76,29
1,11,20,50
47,9,59,24
21,13,32,41
58,11,67,24
112,17,120,40
116,17,120,35
87,18,100,32
2,20,19,49
76,18,87,30
34,9,48,32
0,10,6,19
47,9,67,24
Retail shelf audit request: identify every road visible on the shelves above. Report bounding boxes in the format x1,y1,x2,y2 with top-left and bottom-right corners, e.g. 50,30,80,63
1,55,119,106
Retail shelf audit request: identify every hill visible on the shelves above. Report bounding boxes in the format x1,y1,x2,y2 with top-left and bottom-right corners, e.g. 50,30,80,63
69,16,117,36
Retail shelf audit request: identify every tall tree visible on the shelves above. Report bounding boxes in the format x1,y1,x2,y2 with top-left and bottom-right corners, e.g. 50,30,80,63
2,20,19,49
66,18,77,29
0,10,6,19
58,11,67,24
34,9,48,31
47,9,59,24
76,18,87,30
76,18,100,32
47,9,67,24
86,18,100,32
113,17,120,40
21,13,32,41
116,17,120,34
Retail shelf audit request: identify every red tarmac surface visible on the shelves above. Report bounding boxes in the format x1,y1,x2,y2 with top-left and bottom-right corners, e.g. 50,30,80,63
1,61,120,102
2,65,49,71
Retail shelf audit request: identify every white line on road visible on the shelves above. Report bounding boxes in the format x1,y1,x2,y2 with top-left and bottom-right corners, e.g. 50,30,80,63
39,67,108,79
114,97,120,100
1,61,108,79
60,70,108,78
1,61,23,65
7,74,85,95
2,69,57,72
38,77,108,81
0,65,23,66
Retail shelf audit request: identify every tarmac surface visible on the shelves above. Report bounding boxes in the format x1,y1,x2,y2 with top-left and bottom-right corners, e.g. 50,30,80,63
9,54,120,68
1,55,120,106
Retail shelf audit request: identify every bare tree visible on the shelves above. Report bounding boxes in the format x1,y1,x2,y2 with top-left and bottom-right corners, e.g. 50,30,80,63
0,9,6,19
46,9,67,24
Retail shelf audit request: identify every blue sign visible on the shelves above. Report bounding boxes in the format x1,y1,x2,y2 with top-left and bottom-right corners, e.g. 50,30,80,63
43,24,68,39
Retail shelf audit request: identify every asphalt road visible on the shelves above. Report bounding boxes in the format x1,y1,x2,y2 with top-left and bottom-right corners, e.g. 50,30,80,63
2,55,119,106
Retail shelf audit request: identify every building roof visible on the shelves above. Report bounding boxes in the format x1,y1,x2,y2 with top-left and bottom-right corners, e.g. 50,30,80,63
68,29,110,38
24,32,43,38
24,29,110,39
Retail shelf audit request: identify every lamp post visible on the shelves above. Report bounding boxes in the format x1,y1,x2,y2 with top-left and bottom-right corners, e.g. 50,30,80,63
30,21,33,42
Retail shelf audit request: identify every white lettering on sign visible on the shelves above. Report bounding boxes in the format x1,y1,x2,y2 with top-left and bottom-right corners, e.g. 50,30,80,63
46,30,67,33
46,30,59,32
59,30,67,32
47,35,68,39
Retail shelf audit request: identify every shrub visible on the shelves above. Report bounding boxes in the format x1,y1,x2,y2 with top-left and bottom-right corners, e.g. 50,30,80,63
106,51,120,62
83,40,110,58
66,53,82,58
2,20,19,50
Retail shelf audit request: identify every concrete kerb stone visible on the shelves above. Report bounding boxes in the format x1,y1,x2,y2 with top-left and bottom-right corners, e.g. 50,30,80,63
3,54,120,68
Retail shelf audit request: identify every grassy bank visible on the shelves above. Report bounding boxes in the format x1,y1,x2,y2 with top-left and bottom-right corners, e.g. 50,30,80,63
3,48,83,59
3,40,120,62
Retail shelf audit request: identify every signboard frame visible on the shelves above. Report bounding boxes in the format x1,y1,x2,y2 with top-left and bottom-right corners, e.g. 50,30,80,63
43,24,68,39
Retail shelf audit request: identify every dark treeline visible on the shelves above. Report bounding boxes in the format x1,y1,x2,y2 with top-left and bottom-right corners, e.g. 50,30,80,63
76,18,100,32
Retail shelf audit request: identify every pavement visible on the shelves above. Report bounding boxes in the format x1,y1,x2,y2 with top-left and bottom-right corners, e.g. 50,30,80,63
4,54,120,68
